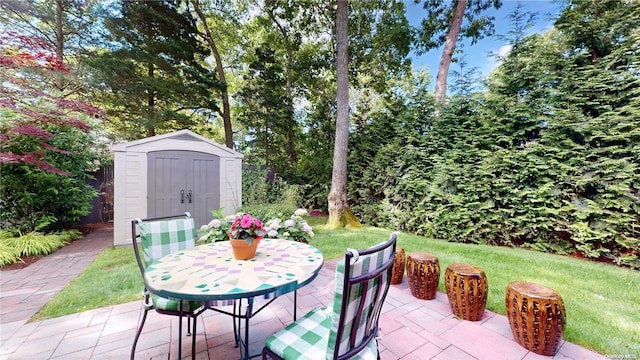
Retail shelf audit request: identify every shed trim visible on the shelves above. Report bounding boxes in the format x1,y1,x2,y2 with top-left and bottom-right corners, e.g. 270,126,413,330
112,129,243,159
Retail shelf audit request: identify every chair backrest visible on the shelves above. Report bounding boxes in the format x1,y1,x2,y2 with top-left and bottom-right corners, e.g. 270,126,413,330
131,213,196,275
327,232,397,360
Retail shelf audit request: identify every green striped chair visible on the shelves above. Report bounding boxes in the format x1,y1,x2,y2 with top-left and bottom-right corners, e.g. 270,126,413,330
262,233,398,360
130,213,206,360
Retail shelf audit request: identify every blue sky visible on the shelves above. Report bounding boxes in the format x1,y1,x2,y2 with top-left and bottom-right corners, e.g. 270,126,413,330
404,0,564,88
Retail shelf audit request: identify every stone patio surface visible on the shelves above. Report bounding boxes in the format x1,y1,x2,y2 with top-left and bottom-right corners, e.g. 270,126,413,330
0,225,606,359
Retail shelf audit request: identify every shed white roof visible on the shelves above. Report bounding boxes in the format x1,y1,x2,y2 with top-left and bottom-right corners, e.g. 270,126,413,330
111,129,243,159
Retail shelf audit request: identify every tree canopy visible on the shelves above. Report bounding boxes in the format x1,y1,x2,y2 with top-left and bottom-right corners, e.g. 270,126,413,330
88,0,221,139
0,29,105,232
1,0,638,268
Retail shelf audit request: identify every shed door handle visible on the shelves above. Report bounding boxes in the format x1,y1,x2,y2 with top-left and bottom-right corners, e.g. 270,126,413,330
180,190,185,203
187,190,192,204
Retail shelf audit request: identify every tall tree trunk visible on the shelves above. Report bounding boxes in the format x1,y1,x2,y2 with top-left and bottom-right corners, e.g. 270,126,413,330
284,50,296,168
269,10,297,168
147,63,156,137
55,0,64,91
435,0,466,107
591,0,599,63
191,1,234,149
264,120,269,168
327,0,360,229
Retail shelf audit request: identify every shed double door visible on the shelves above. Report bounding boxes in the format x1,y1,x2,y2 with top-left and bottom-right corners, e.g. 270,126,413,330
148,150,220,227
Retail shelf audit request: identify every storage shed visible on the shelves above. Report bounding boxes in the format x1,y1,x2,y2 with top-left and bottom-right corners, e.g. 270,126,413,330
112,130,243,246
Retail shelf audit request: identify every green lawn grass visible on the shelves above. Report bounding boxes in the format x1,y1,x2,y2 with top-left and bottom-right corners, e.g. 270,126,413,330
35,216,640,355
31,246,142,321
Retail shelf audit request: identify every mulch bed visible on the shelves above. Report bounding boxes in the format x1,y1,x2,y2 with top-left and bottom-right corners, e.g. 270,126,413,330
1,255,42,271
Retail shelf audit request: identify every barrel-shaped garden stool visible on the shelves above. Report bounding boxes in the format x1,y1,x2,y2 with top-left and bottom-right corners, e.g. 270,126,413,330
391,247,406,284
505,281,566,356
444,263,488,321
406,252,439,300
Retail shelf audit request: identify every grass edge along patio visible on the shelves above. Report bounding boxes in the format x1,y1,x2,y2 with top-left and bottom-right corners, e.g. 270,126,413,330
31,217,640,357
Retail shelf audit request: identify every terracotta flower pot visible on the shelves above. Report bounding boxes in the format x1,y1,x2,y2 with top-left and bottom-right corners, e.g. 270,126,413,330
229,237,261,260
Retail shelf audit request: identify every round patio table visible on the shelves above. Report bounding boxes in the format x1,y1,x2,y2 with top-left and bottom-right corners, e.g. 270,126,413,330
144,238,324,359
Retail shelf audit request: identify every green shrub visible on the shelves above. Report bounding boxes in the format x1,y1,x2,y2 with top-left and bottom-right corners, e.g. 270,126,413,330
0,229,16,239
300,183,329,212
240,203,298,221
279,184,301,208
0,239,22,266
347,81,640,269
9,231,69,257
242,164,305,207
0,123,102,233
57,229,83,242
0,228,79,266
241,162,306,218
242,165,269,207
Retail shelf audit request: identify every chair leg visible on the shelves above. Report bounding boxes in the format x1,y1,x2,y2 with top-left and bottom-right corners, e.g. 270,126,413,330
233,301,239,346
130,308,150,360
262,346,281,360
293,290,298,321
191,315,197,358
187,317,192,336
178,300,184,360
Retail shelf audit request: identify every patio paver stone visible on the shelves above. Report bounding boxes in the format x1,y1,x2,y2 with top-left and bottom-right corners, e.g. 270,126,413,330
0,224,606,360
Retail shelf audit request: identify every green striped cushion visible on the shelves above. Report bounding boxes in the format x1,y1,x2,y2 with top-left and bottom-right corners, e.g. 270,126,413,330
265,241,393,360
265,307,378,359
266,307,330,359
138,217,196,267
152,294,202,313
328,243,394,358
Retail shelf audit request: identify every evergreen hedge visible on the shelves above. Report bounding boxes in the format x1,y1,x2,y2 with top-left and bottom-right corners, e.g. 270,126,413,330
348,5,640,269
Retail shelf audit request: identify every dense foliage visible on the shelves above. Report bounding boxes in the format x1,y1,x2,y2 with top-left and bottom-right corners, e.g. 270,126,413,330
0,30,105,233
0,229,82,266
0,120,101,232
2,0,637,270
348,1,640,268
88,0,221,139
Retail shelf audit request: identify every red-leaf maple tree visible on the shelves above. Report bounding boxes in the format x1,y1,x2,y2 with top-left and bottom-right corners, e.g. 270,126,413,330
0,30,104,175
